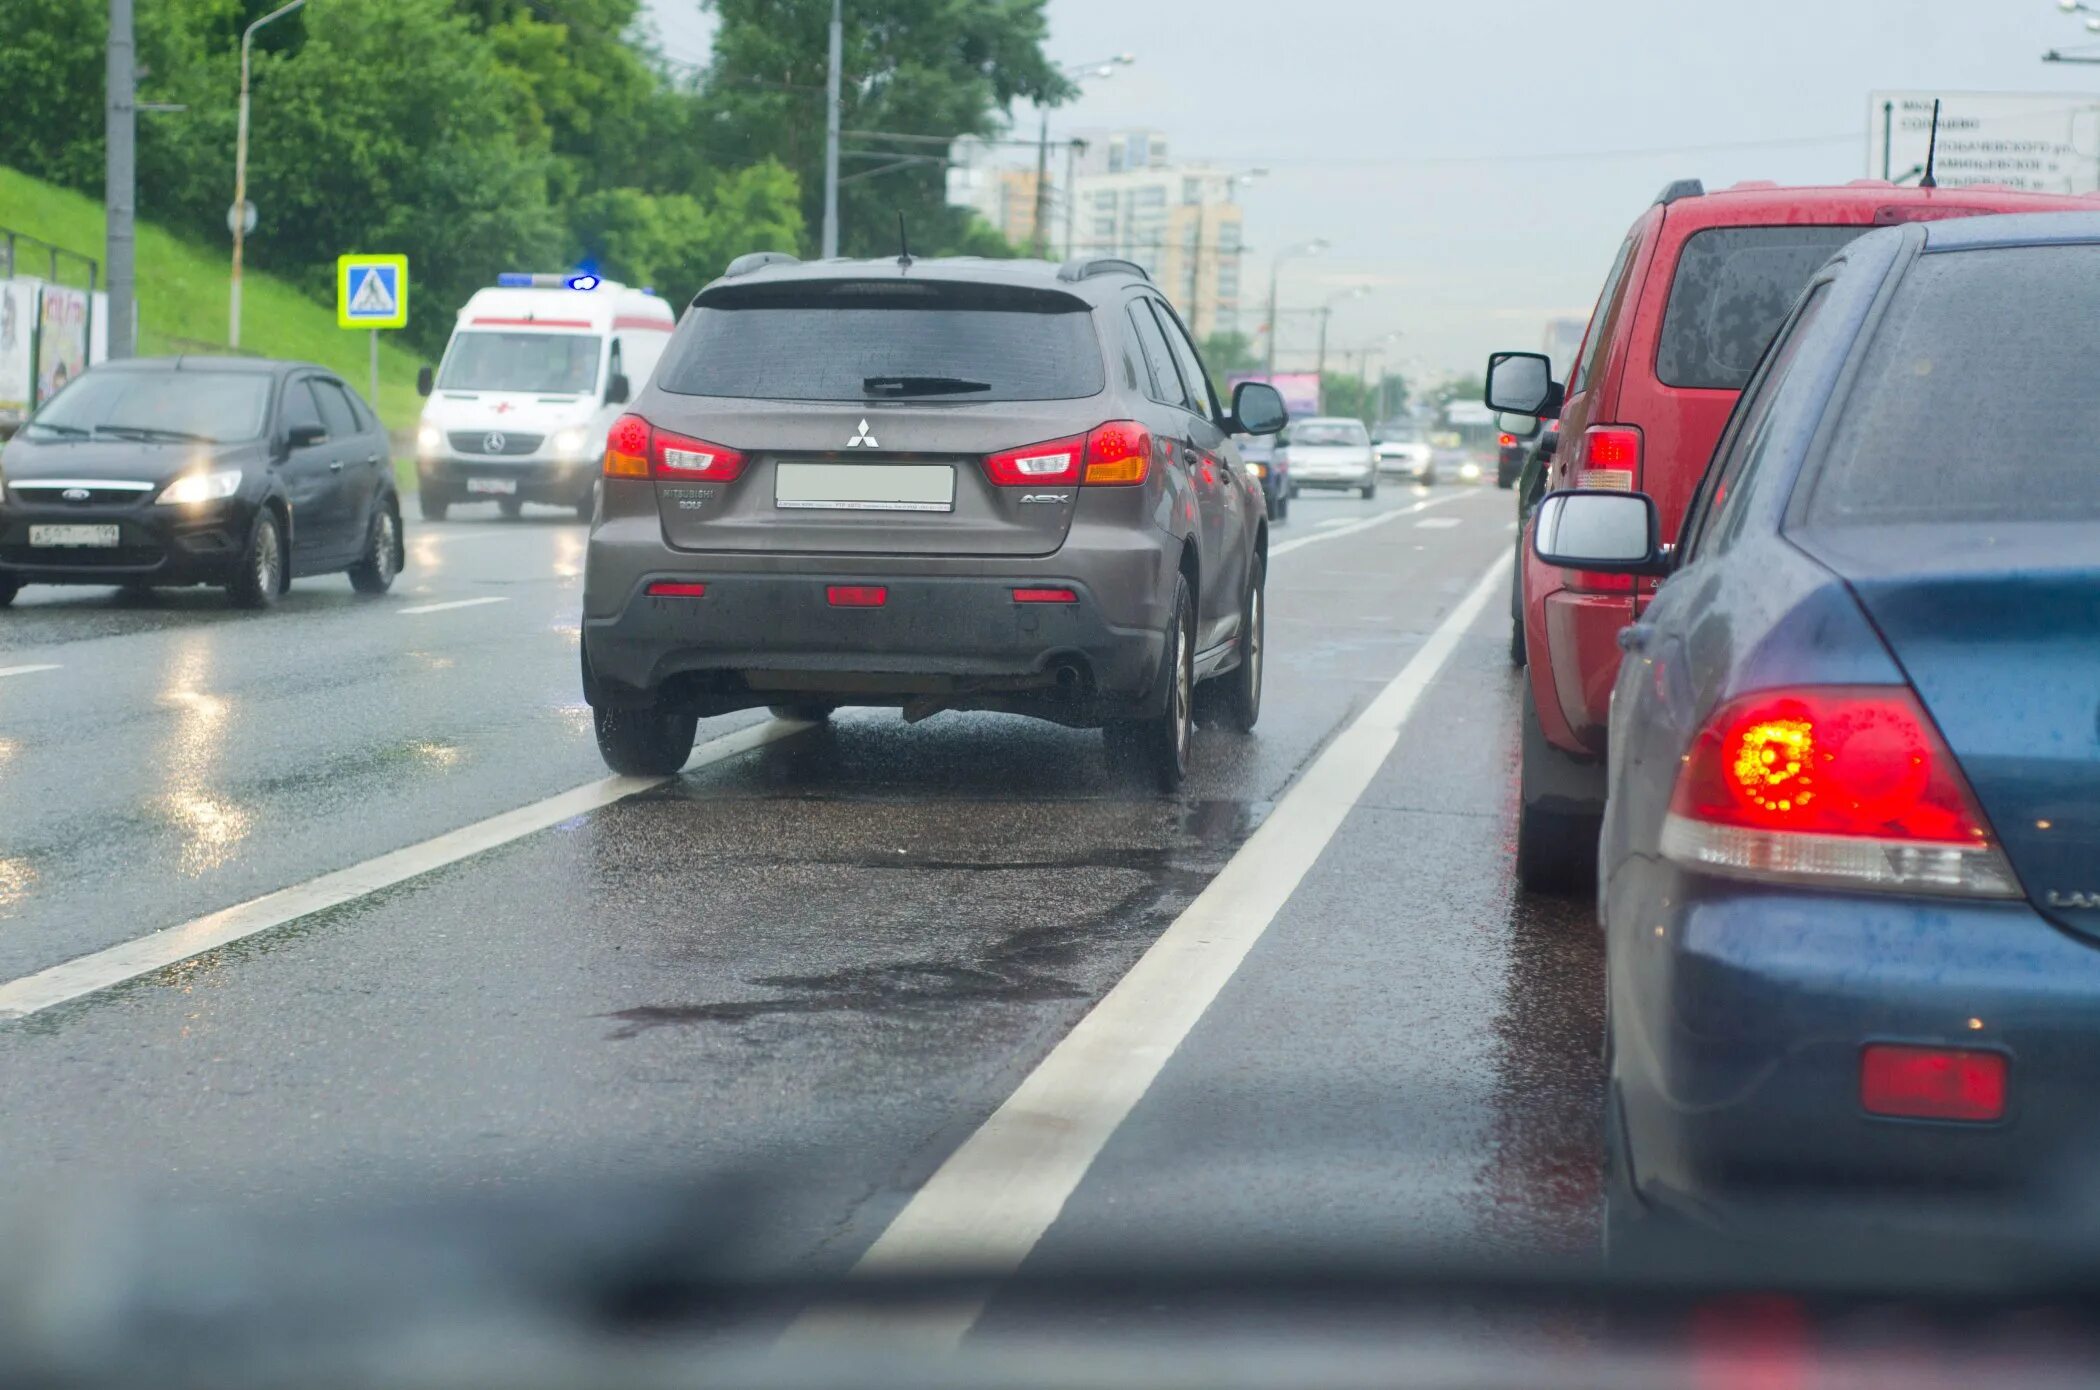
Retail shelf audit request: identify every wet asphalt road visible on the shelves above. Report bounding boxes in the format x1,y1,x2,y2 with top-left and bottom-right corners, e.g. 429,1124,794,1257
0,479,1601,1279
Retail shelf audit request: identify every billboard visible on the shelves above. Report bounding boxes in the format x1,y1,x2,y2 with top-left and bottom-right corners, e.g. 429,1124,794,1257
35,284,88,405
0,279,35,422
1870,91,2100,194
1228,371,1321,419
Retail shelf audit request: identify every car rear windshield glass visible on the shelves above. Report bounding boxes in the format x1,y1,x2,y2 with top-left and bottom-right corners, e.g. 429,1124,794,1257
1805,243,2100,525
438,332,602,394
26,369,271,443
1656,225,1864,389
657,280,1106,402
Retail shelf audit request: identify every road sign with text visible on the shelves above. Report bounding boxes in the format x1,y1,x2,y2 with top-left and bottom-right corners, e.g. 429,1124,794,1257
337,254,408,329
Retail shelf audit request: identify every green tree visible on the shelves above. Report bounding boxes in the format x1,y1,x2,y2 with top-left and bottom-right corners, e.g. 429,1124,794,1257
569,162,806,308
1199,329,1257,400
696,0,1070,259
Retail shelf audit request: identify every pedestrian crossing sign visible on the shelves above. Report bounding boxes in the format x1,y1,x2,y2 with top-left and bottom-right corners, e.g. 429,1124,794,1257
337,254,408,329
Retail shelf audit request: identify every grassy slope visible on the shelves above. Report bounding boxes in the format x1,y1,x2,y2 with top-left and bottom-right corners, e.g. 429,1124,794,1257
2,166,426,462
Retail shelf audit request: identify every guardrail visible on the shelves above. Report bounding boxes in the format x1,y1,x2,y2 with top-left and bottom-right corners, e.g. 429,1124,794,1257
0,227,99,292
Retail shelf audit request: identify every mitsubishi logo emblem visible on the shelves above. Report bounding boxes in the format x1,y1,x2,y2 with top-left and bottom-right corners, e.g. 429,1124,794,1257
846,419,879,449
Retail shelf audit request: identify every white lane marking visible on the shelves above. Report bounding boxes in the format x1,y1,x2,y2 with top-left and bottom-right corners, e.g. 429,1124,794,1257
1416,516,1462,530
1269,490,1471,558
398,596,510,616
0,664,62,680
1315,517,1354,530
0,717,809,1022
790,554,1513,1350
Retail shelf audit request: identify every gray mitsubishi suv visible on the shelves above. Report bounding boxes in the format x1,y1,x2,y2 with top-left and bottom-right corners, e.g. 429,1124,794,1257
579,250,1288,789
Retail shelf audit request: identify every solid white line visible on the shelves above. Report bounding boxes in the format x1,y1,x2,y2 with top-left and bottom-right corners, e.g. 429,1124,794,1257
1416,516,1462,530
398,596,510,615
0,717,808,1022
1315,517,1354,530
0,664,62,680
790,553,1513,1349
1268,490,1471,558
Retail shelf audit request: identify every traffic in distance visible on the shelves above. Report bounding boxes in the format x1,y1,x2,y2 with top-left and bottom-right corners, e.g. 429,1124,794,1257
4,3,2100,1383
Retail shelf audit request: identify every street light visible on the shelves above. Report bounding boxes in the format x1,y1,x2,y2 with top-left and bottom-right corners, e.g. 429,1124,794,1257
1263,237,1329,381
1314,284,1374,381
229,0,309,349
1035,54,1135,258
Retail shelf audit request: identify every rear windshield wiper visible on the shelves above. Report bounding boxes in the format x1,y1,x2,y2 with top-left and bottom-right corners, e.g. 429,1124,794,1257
95,425,214,443
862,375,992,397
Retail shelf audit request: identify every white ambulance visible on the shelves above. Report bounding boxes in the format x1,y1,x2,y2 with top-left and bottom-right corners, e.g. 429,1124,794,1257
412,273,676,520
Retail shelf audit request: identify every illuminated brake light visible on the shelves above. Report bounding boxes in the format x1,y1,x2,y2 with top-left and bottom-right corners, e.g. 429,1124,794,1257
1083,420,1152,486
1578,424,1640,490
1498,432,1517,448
654,428,746,482
985,434,1084,487
1013,587,1077,604
604,413,651,478
1861,1045,2006,1122
1660,686,2022,898
827,585,887,608
646,581,707,598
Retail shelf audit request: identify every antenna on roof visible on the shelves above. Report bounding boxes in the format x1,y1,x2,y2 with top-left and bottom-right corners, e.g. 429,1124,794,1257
897,213,914,269
1920,98,1942,189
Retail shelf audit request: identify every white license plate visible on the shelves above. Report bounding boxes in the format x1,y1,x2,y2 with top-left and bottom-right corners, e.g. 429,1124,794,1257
774,463,954,513
466,476,519,495
29,524,120,548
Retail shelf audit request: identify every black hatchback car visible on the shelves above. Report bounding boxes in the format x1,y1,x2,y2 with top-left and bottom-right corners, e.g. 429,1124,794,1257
0,357,404,608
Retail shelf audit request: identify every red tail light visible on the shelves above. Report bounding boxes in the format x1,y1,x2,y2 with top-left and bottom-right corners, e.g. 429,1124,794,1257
645,581,708,598
1660,686,2022,898
653,427,746,482
985,434,1085,487
1012,587,1077,604
826,585,887,608
1498,432,1517,448
604,413,651,478
1578,424,1641,486
1082,420,1152,486
1861,1045,2007,1122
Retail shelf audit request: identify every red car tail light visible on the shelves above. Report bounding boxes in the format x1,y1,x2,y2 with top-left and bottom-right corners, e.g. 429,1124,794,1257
985,434,1085,487
1660,686,2022,898
826,585,887,608
653,428,747,482
604,413,651,478
1498,432,1517,448
645,581,708,598
1861,1045,2007,1122
1578,424,1641,485
1012,587,1077,604
1082,420,1152,486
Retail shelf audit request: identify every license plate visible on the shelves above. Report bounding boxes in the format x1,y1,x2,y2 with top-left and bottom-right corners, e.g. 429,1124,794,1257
29,524,120,547
466,476,519,495
774,463,954,513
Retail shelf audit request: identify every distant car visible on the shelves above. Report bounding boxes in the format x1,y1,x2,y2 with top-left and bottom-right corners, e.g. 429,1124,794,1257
1277,417,1377,498
0,356,404,608
1560,212,2100,1266
1373,422,1434,483
1235,433,1289,521
1495,426,1530,488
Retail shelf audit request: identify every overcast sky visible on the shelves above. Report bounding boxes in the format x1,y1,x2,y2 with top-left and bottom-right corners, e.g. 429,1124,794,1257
646,1,2095,381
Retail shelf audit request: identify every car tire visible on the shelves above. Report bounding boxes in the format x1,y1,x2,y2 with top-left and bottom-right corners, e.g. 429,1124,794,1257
768,703,835,722
0,576,18,608
1359,479,1378,500
594,702,698,777
226,509,285,610
498,496,524,519
417,490,449,522
1508,568,1527,668
348,503,403,595
1288,482,1301,500
1107,574,1194,792
1220,555,1264,734
1516,683,1601,894
575,491,595,524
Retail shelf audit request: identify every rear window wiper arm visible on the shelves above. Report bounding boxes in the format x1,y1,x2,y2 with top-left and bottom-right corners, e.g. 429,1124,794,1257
861,375,992,397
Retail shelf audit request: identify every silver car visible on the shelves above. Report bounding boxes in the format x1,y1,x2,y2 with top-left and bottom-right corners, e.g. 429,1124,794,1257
1276,416,1378,499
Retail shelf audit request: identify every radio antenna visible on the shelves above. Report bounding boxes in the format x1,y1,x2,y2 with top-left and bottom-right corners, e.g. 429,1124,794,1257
1920,98,1942,189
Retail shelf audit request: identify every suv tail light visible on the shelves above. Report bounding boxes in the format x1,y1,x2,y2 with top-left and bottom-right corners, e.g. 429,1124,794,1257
1660,686,2022,898
1084,421,1152,485
985,434,1085,487
601,414,747,482
984,422,1153,488
1564,424,1644,592
1498,432,1517,448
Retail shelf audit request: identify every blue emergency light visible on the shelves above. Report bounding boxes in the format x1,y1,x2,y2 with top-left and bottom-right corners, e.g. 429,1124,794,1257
494,272,603,290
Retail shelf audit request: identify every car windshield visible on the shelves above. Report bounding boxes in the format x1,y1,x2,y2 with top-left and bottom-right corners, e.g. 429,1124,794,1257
1374,424,1419,442
435,331,601,394
1288,422,1366,445
24,368,271,443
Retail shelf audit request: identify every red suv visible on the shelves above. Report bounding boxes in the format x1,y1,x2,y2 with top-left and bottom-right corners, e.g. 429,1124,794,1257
1485,178,2100,892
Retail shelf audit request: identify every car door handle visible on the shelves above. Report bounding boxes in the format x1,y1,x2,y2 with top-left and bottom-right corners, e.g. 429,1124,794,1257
365,454,380,465
329,460,344,471
1618,622,1656,654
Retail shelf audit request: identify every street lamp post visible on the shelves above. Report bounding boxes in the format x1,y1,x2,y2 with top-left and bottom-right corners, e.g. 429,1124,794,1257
821,0,842,258
1312,286,1372,406
1264,237,1328,381
1034,55,1133,259
229,0,309,349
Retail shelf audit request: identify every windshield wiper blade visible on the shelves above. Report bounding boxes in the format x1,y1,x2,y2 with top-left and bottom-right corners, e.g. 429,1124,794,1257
24,421,90,438
862,375,992,397
94,425,213,443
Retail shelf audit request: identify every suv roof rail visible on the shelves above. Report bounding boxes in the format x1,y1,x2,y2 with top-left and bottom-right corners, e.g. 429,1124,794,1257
1654,178,1705,206
722,251,801,278
1056,255,1151,284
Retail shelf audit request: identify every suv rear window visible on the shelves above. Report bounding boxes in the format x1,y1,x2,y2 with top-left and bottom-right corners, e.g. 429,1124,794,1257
1805,244,2100,525
1656,226,1864,389
658,280,1106,402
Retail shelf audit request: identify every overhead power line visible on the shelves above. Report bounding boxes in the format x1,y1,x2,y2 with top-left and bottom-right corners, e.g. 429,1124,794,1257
1181,131,1866,170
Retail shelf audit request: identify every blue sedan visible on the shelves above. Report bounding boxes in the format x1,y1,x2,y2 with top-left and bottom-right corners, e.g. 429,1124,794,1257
1531,212,2100,1264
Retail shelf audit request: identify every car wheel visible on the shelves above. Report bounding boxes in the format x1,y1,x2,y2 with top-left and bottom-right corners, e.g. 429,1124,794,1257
593,702,698,777
417,490,449,522
1516,683,1601,894
226,509,285,610
0,576,19,608
348,504,402,595
1508,569,1527,668
1106,574,1194,792
498,496,524,519
1359,479,1378,500
575,491,596,524
768,703,835,722
1220,555,1264,734
1288,482,1301,500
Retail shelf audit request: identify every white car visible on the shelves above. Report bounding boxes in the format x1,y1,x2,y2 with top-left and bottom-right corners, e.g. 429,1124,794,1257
1277,417,1378,499
1373,426,1435,483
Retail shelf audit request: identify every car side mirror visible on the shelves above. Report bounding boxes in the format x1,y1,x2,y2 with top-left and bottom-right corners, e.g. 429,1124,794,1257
1532,490,1669,574
1228,381,1287,436
287,423,328,449
605,372,631,406
1497,411,1541,440
416,365,434,398
1486,351,1562,419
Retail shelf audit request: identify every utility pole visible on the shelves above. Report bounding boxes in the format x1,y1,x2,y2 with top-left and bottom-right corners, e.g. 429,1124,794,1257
105,0,136,359
821,0,842,258
1032,109,1051,258
1062,138,1082,260
1880,99,1893,181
